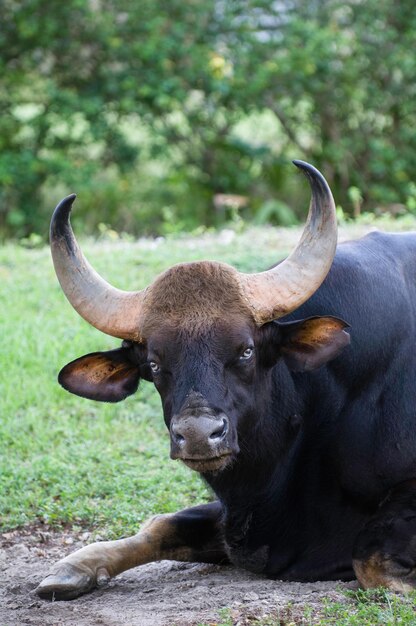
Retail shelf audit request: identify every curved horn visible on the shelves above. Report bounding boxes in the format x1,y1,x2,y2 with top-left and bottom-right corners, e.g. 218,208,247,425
50,195,145,341
238,161,338,324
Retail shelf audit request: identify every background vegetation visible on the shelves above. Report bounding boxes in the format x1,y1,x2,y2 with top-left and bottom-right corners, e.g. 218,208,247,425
1,0,416,239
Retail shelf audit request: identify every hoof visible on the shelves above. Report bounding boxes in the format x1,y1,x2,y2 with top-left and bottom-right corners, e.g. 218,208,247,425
36,563,99,601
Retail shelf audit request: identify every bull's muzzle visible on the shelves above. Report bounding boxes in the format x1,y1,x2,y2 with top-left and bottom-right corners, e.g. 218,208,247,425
170,412,233,472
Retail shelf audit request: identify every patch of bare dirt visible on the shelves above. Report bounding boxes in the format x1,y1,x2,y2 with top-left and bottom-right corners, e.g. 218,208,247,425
0,528,356,626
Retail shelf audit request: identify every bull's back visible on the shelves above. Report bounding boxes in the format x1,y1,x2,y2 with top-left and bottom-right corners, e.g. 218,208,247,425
288,231,416,499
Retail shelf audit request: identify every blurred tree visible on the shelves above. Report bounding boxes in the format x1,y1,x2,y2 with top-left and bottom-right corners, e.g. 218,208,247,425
0,0,232,235
0,0,415,237
228,0,416,210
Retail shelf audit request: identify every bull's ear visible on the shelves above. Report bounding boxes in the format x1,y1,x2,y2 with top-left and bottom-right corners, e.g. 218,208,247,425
278,316,350,372
58,348,141,402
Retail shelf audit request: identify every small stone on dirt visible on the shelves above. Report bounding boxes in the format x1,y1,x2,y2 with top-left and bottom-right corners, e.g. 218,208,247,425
243,591,259,602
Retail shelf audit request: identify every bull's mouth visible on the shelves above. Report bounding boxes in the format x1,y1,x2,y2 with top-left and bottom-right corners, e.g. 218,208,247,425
181,454,232,473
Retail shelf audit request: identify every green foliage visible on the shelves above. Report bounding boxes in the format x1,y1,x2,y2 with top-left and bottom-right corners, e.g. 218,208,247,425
0,0,223,236
1,0,416,238
231,0,416,211
255,200,298,227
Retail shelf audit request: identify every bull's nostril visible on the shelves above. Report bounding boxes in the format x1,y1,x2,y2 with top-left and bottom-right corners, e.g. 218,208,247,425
171,422,186,446
209,418,227,441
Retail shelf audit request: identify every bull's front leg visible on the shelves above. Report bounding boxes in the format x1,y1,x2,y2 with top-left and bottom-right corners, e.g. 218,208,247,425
36,501,227,600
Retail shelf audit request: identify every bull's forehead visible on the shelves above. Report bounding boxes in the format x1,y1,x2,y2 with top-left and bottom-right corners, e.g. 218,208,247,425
139,260,253,337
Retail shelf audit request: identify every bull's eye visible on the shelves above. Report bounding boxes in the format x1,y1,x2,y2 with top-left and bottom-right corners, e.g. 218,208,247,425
149,361,160,374
240,347,254,360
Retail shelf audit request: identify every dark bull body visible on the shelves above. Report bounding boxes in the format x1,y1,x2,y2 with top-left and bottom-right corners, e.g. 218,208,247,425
37,162,416,600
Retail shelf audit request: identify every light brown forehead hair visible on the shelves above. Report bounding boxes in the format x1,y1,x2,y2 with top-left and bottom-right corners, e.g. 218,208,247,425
139,261,254,338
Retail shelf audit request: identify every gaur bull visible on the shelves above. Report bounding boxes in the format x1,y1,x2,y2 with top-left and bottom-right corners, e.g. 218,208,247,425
37,161,416,600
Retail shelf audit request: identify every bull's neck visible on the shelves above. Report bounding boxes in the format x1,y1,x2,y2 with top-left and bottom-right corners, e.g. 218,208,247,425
203,361,303,506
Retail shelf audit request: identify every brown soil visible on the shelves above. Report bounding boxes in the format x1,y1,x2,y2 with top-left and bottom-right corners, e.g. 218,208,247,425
0,527,357,626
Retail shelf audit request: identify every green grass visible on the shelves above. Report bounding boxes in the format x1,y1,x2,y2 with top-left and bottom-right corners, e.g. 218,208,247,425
319,588,416,625
1,217,415,536
197,589,416,625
